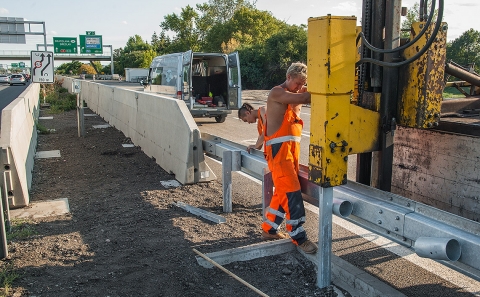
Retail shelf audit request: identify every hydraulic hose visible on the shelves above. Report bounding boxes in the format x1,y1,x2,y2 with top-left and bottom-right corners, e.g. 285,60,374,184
356,0,444,68
356,0,436,54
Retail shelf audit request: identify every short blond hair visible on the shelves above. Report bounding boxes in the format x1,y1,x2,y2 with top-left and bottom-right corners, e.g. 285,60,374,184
286,62,307,80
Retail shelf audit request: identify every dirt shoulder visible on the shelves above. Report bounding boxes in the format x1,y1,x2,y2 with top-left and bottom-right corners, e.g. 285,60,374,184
3,105,331,297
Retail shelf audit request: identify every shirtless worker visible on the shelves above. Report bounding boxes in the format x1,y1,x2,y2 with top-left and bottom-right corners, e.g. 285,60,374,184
261,62,318,254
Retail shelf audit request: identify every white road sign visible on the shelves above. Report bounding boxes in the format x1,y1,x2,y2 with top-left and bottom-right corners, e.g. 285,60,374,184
30,51,55,83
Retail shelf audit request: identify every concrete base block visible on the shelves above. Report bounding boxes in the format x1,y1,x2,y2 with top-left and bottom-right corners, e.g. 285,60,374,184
10,198,70,219
35,150,61,159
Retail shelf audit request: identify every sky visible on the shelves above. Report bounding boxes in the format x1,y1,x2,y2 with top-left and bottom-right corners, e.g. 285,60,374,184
0,0,479,65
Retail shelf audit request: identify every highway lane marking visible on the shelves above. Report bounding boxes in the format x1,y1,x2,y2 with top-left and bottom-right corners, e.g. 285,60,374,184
303,202,480,294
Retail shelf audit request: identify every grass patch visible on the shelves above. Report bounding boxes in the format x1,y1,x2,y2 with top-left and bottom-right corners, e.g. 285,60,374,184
35,121,50,135
6,219,37,241
41,78,77,113
0,262,19,297
443,86,471,99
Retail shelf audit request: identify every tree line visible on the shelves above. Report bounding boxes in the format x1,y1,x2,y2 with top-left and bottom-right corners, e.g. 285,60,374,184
56,0,479,89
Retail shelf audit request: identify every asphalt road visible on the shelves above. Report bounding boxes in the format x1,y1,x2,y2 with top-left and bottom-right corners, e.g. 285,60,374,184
0,81,30,124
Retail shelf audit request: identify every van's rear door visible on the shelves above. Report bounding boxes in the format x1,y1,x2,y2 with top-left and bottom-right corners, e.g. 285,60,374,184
182,50,193,100
227,52,241,109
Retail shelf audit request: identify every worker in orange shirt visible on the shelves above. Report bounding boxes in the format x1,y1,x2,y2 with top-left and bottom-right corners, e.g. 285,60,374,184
238,103,266,153
261,62,317,254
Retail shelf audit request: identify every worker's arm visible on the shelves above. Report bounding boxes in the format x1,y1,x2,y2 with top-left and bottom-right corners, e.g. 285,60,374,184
269,86,311,105
247,134,264,153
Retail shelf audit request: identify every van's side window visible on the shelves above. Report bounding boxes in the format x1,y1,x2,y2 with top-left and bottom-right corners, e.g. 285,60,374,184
152,67,163,85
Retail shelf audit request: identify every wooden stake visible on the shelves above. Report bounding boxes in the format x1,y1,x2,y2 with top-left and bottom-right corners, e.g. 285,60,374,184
192,248,269,297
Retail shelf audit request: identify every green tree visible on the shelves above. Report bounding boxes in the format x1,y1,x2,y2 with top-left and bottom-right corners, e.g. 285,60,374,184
238,24,307,89
446,29,480,74
151,31,171,55
401,3,420,38
160,5,202,52
114,35,156,75
263,25,307,87
202,7,286,52
55,60,82,75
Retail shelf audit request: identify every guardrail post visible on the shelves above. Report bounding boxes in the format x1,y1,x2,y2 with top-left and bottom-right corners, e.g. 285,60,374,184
316,186,333,289
222,150,241,213
77,93,84,137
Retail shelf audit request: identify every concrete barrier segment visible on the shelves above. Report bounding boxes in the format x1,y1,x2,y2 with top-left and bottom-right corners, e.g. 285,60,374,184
59,76,216,185
0,83,40,208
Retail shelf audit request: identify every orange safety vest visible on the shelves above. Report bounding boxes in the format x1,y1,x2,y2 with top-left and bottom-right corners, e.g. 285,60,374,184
257,108,264,136
262,104,306,245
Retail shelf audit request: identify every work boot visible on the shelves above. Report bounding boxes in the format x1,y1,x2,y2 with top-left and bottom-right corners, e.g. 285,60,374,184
261,231,289,240
298,239,318,254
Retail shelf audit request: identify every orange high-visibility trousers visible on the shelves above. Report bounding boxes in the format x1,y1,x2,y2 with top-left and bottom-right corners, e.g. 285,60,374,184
262,106,307,245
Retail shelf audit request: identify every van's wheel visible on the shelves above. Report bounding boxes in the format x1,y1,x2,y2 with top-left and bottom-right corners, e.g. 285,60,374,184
215,115,226,123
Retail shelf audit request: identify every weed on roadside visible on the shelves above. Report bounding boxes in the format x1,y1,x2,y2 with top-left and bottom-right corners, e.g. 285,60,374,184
40,78,77,113
35,121,50,135
6,219,37,241
0,262,19,297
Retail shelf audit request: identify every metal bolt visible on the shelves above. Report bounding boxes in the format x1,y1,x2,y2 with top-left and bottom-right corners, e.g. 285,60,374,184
329,142,336,149
395,216,400,220
377,220,382,224
433,122,439,127
379,210,383,214
394,227,399,231
331,148,335,153
407,203,411,207
343,156,348,162
427,123,433,128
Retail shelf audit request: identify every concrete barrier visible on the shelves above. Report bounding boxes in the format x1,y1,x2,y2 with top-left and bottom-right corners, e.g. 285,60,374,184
0,83,40,208
59,76,215,185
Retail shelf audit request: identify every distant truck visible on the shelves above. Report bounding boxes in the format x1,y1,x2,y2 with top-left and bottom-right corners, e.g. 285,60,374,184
143,50,242,123
125,68,149,82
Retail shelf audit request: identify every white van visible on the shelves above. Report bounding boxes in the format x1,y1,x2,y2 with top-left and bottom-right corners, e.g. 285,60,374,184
143,50,242,123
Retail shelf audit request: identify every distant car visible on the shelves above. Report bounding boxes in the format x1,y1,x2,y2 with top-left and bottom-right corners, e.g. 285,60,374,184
0,74,9,84
9,74,26,86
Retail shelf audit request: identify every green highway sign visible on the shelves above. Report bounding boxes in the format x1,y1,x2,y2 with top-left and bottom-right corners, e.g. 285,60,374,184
19,62,25,67
53,37,78,54
11,63,18,67
80,35,103,54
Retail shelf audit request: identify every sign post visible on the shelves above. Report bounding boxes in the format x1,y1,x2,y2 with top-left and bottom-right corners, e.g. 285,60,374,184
30,51,54,83
73,80,84,137
53,37,78,54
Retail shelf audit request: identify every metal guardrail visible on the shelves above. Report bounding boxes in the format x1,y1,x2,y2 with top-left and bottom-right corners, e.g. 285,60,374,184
201,132,480,281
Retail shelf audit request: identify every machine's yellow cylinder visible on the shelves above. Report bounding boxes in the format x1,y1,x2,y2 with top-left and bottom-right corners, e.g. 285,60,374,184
398,21,447,128
307,16,357,95
308,15,357,187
